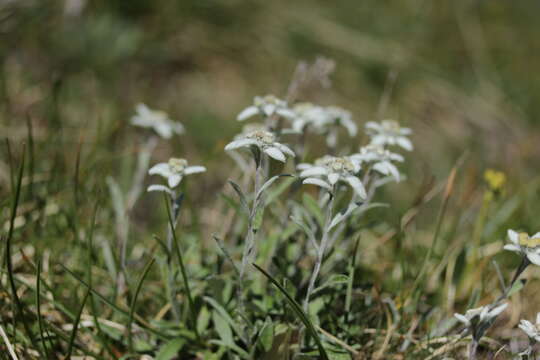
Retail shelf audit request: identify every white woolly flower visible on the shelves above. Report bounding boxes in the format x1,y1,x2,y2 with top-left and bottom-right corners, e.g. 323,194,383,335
131,103,185,139
519,313,540,342
454,303,508,340
365,120,412,151
237,95,295,121
504,230,540,266
147,158,206,190
298,155,366,198
290,103,357,145
225,130,295,163
351,144,404,181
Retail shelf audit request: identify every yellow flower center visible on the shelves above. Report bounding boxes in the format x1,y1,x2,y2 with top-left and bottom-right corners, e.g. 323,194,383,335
247,130,275,144
168,158,188,173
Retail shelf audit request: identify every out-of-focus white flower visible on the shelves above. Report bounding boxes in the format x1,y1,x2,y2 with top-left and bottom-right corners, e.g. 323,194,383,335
351,144,404,181
290,103,357,145
519,313,540,342
365,120,412,151
504,230,540,266
147,158,206,190
298,155,366,198
131,104,185,139
454,303,507,340
225,130,295,163
237,95,295,121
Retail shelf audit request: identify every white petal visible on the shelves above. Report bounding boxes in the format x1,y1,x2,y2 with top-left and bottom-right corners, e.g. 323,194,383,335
503,244,521,253
148,163,172,177
370,135,387,146
168,174,183,188
396,137,413,151
400,127,412,135
345,176,367,199
531,232,540,239
171,122,185,134
536,313,540,325
454,313,469,325
488,303,507,318
184,166,206,175
340,117,357,137
264,146,286,162
225,138,258,150
276,108,296,119
147,184,174,196
508,229,519,244
365,121,381,131
300,166,328,178
328,172,340,185
262,104,276,116
526,250,540,266
131,117,152,128
154,123,173,139
303,178,332,191
237,106,259,121
296,163,313,171
374,161,400,181
274,143,295,157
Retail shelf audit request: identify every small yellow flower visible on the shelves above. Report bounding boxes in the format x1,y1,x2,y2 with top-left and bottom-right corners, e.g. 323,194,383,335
484,169,506,192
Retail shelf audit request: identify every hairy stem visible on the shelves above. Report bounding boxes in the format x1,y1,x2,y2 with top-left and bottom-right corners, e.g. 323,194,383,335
303,191,335,313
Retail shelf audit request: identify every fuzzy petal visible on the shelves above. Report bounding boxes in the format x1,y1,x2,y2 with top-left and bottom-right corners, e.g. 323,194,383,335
300,166,328,178
328,172,340,185
147,184,174,196
276,107,296,119
168,174,183,188
264,146,286,162
184,166,206,175
454,313,470,325
237,106,259,121
526,249,540,266
225,138,258,151
274,143,296,157
508,229,519,244
345,176,367,199
503,244,521,253
303,177,332,191
396,136,413,151
149,163,172,177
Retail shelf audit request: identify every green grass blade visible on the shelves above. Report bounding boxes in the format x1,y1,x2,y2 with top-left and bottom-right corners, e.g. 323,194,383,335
36,259,51,358
164,194,200,341
5,145,43,357
66,286,91,359
252,263,329,360
128,257,155,353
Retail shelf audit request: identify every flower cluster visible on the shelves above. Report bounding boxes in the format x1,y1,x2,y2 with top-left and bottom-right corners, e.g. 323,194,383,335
237,95,295,121
519,313,540,342
147,158,206,195
298,156,366,198
365,119,413,151
454,303,508,341
225,129,295,163
504,229,540,265
351,144,404,181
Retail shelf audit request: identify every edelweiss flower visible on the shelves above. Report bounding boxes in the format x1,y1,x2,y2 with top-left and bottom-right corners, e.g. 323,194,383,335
147,158,206,191
365,120,412,151
504,230,540,265
290,103,357,143
298,155,366,198
454,303,508,340
225,130,295,162
131,103,185,139
351,144,404,181
519,313,540,342
237,95,295,121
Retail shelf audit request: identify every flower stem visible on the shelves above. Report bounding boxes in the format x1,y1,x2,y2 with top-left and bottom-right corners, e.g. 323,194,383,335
303,191,335,313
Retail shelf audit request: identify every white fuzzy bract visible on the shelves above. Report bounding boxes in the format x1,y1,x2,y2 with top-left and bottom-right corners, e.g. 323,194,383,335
365,120,412,151
225,130,295,163
288,103,357,146
237,95,295,121
147,158,206,192
519,313,540,342
504,229,540,266
351,144,404,181
298,155,366,198
454,302,507,341
131,103,185,139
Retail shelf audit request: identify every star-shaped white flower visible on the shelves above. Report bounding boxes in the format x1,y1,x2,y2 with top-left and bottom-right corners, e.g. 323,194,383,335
504,230,540,265
519,313,540,342
147,158,206,191
454,303,507,340
225,129,295,163
298,155,366,198
237,95,295,121
131,103,184,139
290,103,357,143
365,120,412,151
351,144,404,181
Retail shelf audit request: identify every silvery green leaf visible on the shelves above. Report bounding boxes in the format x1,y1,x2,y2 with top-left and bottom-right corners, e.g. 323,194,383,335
228,180,250,216
256,174,294,202
251,206,265,233
328,202,359,231
290,216,318,250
